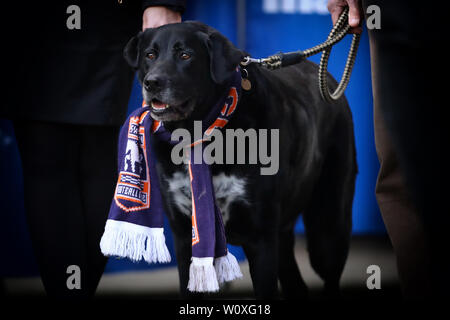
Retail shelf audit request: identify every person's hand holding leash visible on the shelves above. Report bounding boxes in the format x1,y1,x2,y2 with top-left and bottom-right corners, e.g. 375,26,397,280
327,0,363,34
143,6,182,30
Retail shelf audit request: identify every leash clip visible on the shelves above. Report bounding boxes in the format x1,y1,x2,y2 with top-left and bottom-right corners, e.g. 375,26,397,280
241,56,266,66
241,55,283,69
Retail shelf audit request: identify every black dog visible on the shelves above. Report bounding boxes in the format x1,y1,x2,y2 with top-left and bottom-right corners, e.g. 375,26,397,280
123,21,357,299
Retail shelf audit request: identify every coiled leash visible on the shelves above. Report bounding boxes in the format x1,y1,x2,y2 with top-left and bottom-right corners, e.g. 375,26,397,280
240,7,360,102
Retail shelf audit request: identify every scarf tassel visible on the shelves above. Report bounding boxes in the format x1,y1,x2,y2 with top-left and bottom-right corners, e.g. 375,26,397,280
188,257,220,292
187,252,242,292
100,220,171,264
215,251,243,284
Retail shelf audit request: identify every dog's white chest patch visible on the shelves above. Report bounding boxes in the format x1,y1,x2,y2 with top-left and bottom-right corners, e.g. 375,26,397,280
166,171,247,223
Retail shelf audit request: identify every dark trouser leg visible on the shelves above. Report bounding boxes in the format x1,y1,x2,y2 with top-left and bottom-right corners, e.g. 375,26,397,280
14,121,88,298
373,104,431,298
79,125,119,296
14,121,119,298
364,0,448,297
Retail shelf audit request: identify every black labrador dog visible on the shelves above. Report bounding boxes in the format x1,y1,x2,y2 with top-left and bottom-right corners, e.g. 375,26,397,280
123,21,357,299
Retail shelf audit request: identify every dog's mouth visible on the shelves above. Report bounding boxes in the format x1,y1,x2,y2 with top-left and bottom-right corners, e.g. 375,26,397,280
148,98,193,121
150,99,171,113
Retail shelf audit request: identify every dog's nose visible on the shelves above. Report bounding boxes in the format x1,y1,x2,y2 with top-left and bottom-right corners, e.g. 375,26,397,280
143,75,165,91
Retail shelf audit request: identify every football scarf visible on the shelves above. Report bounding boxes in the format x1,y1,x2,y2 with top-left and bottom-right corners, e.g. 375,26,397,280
100,69,243,292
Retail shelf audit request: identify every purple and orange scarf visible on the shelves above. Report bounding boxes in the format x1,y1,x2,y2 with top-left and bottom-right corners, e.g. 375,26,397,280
100,70,243,292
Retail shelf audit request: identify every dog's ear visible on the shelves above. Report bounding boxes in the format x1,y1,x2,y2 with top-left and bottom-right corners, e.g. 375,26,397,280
187,21,244,84
123,32,142,69
208,31,244,84
207,31,244,84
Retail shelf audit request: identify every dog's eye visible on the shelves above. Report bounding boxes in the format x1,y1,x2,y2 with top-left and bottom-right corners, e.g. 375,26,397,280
147,52,156,60
180,53,191,60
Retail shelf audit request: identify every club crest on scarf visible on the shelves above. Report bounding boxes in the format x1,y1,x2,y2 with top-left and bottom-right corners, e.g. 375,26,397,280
114,111,150,212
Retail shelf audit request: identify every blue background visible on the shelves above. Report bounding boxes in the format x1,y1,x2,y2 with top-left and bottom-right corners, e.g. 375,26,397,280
0,0,382,276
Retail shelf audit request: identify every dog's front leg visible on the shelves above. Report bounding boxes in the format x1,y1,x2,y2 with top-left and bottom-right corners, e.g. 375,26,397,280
243,235,279,299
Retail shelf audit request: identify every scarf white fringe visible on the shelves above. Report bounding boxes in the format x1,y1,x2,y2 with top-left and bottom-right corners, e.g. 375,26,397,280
100,219,171,263
214,251,243,284
187,257,219,292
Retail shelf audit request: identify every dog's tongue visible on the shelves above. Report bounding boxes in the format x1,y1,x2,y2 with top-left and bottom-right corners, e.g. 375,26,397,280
152,100,167,109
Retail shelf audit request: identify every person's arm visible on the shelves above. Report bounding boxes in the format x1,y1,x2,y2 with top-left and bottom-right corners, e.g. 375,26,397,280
142,0,186,30
327,0,363,34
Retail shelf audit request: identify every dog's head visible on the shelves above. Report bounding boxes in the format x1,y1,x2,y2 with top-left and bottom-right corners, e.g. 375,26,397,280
124,22,244,121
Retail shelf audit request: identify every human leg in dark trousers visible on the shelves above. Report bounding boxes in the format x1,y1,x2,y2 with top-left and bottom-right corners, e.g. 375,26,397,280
363,0,449,296
373,103,431,298
14,120,118,298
